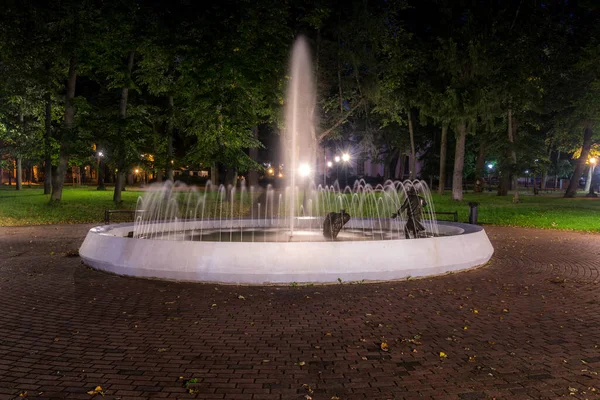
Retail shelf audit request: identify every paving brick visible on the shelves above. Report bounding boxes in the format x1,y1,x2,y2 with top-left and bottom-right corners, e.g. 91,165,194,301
1,225,600,399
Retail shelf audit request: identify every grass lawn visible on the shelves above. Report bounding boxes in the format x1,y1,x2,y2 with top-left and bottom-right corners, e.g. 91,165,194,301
431,191,600,232
0,184,254,226
0,185,141,226
1,184,599,232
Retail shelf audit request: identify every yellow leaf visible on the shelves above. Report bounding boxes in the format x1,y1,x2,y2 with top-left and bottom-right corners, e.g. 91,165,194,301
325,332,332,336
439,351,448,358
473,309,479,314
463,326,468,330
238,295,245,300
299,361,306,366
380,341,389,352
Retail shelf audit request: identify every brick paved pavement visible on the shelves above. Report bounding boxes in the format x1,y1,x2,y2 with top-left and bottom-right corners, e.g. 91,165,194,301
1,225,600,400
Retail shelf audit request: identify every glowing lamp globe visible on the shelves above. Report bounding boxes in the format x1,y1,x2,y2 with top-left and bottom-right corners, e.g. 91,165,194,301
298,163,311,177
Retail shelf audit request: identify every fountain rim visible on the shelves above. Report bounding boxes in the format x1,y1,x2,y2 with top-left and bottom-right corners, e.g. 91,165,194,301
79,220,493,284
109,218,471,242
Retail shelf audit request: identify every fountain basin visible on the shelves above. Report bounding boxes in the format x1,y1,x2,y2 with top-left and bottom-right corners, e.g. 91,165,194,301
79,219,493,284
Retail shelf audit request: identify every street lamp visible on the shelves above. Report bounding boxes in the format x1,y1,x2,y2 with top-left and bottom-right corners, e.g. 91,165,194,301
96,151,105,191
299,163,311,210
341,153,351,185
588,157,597,197
324,161,333,186
334,156,341,163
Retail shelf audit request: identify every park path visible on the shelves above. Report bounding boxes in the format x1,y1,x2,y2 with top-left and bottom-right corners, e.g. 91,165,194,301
0,225,599,399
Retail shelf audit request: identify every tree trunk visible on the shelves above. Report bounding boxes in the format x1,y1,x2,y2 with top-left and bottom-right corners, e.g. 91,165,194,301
452,121,467,201
51,55,76,202
508,109,519,203
247,125,259,186
44,91,52,194
541,171,548,190
166,95,175,182
585,165,592,192
474,141,486,193
438,124,448,195
211,163,220,185
16,157,22,190
565,125,594,197
0,166,3,185
398,154,406,180
383,149,399,181
408,111,416,180
15,111,24,191
113,50,135,203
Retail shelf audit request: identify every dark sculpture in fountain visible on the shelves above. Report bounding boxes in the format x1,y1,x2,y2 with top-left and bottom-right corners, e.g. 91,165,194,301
392,186,427,239
323,209,351,240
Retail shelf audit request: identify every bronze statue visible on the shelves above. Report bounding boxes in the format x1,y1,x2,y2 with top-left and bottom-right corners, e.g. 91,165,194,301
323,209,350,240
392,186,427,239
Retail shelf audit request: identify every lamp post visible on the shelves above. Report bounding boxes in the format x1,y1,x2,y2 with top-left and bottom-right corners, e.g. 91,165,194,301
487,163,493,192
587,157,597,197
334,155,340,182
325,161,333,186
96,151,105,191
342,153,350,186
299,163,311,211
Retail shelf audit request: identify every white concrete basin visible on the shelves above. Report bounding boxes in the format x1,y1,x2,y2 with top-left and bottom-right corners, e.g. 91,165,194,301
79,219,493,284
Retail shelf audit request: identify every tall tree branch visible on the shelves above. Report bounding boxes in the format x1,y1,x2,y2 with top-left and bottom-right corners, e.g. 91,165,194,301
317,98,364,142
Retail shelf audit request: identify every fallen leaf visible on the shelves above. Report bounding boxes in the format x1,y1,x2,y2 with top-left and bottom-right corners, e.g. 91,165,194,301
238,295,245,300
439,351,448,358
298,361,306,366
86,386,104,396
380,341,389,352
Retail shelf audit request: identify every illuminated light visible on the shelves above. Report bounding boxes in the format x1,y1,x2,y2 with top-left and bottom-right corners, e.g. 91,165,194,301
525,170,529,174
98,151,104,157
327,161,333,168
298,163,311,177
334,156,340,163
342,153,350,162
278,173,283,178
267,168,274,175
135,169,139,174
487,164,493,169
591,157,597,165
171,160,174,164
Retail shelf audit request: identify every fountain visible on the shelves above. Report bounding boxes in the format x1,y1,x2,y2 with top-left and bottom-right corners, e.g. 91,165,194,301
79,36,493,284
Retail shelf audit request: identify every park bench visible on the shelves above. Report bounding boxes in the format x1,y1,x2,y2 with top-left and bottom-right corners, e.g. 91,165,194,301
104,209,147,224
433,211,459,222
